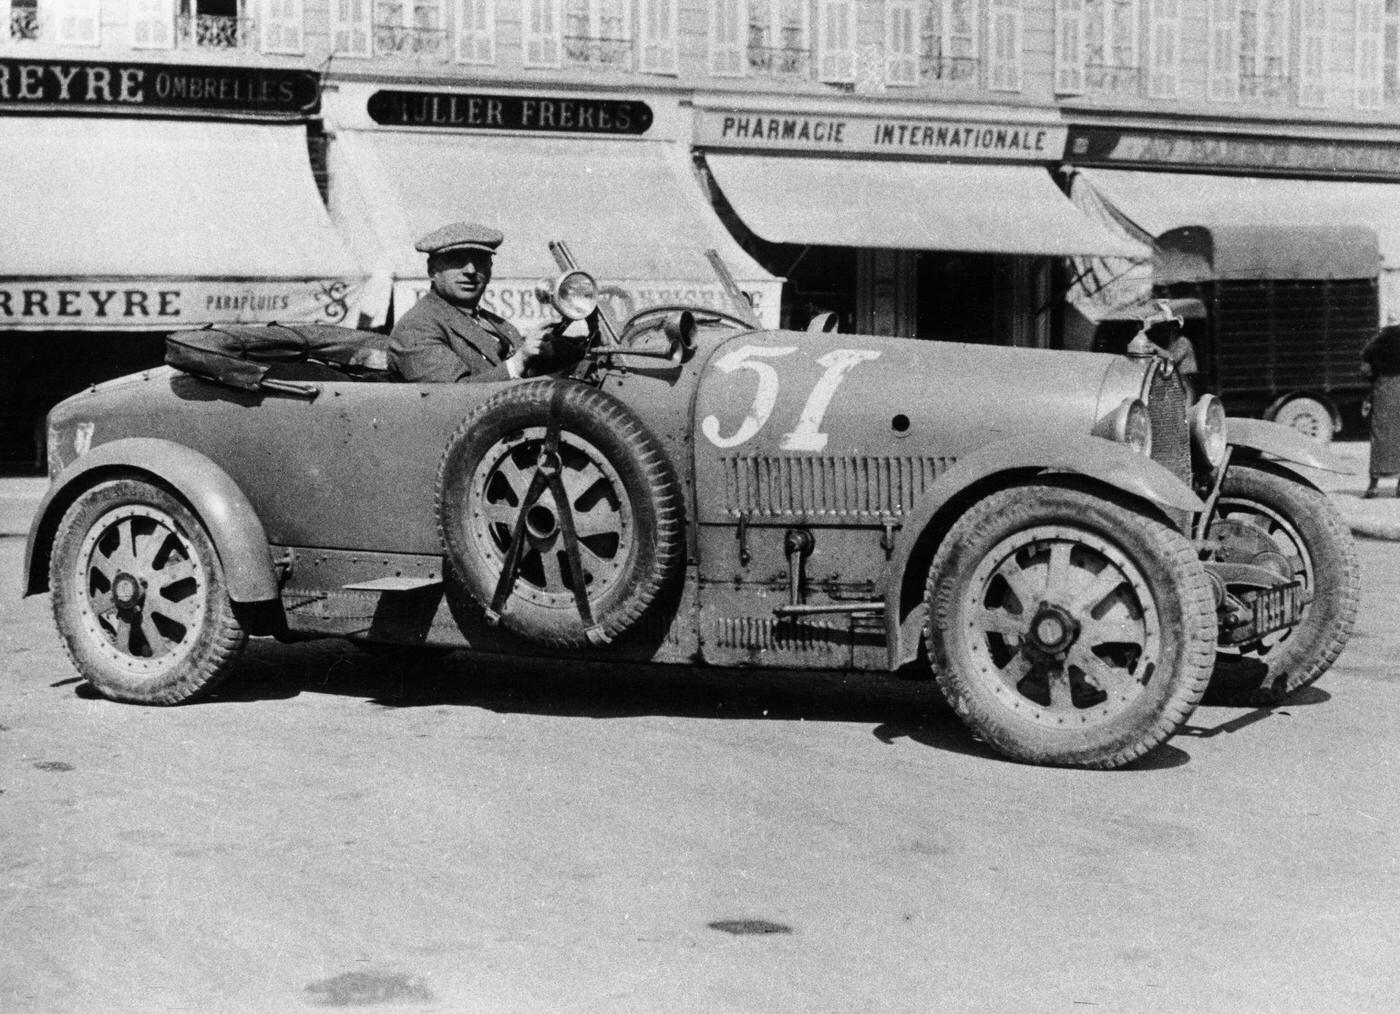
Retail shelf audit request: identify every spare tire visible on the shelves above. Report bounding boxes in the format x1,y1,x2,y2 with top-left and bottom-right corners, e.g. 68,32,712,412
437,379,684,648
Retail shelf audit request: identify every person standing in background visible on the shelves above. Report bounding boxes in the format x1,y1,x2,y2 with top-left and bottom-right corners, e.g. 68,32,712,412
1361,324,1400,498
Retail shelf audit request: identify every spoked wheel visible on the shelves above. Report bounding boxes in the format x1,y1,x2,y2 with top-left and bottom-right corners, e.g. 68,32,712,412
925,485,1216,769
1206,465,1359,706
469,426,635,610
50,479,247,704
438,380,684,648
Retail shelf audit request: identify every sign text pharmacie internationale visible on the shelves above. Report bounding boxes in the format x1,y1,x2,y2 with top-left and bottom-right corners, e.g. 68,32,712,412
697,109,1066,161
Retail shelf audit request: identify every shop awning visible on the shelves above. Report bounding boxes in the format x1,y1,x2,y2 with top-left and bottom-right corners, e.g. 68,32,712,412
0,117,365,331
704,154,1146,258
1075,168,1396,276
329,132,783,327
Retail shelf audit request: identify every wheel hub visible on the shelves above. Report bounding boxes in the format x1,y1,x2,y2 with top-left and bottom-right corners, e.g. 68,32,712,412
111,572,145,611
1025,602,1080,658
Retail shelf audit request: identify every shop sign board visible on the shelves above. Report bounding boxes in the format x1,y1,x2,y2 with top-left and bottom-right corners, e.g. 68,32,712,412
394,278,781,330
1066,125,1400,179
368,90,652,135
695,108,1063,162
0,278,362,330
0,57,319,115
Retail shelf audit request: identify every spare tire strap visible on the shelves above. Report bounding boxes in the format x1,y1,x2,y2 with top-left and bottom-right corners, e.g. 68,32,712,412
486,384,605,644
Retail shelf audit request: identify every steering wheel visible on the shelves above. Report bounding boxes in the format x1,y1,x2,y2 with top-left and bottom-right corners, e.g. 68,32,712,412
619,305,755,345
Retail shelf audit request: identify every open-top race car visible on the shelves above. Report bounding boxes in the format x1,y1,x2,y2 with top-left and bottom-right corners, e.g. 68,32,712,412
23,247,1359,769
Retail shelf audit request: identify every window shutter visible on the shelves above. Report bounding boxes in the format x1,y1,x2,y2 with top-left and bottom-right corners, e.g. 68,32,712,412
523,0,562,67
129,0,174,47
331,0,371,54
885,0,920,84
1207,0,1239,100
261,0,304,53
1358,0,1384,108
988,0,1024,91
817,0,856,82
54,0,101,45
638,0,678,72
1055,0,1086,93
1299,0,1327,106
1110,0,1138,69
1147,0,1180,96
454,0,494,63
709,0,747,75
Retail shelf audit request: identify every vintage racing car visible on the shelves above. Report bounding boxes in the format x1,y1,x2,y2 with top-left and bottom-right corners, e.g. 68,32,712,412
23,255,1360,769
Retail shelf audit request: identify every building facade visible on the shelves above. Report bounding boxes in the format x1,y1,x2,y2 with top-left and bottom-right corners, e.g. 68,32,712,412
4,0,1400,459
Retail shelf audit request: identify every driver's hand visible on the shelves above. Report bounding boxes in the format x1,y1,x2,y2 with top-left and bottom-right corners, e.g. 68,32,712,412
507,320,560,377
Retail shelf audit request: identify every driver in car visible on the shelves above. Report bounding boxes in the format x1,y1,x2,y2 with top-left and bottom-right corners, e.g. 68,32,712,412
388,222,578,383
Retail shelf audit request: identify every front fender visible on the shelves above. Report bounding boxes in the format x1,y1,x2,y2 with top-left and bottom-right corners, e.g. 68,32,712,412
24,437,278,603
881,433,1203,669
1227,417,1357,475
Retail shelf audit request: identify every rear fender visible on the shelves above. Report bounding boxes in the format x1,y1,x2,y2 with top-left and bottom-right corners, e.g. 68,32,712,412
1227,417,1356,478
882,433,1204,669
24,437,278,603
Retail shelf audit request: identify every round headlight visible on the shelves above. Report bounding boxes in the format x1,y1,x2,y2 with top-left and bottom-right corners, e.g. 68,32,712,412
1190,394,1228,467
553,270,598,321
1110,398,1153,457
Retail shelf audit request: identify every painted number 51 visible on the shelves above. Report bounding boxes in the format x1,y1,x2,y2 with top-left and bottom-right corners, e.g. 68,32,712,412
701,345,882,452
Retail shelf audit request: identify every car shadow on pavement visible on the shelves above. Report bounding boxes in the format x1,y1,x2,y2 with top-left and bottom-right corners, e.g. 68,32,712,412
199,639,1014,764
178,639,1227,769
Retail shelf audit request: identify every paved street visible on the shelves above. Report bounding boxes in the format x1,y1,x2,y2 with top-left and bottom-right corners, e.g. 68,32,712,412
3,466,1399,1013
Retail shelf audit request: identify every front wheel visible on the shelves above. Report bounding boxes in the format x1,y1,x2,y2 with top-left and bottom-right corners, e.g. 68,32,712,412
1206,465,1359,706
924,485,1216,769
49,479,248,704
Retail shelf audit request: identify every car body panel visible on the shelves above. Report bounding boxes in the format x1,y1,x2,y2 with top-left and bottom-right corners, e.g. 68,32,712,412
1227,416,1358,476
26,435,279,603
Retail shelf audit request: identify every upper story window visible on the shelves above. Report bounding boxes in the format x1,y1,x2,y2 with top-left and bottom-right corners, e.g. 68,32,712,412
454,0,494,64
563,0,631,69
638,0,678,73
749,0,811,78
1057,0,1188,98
178,0,254,50
373,0,447,59
884,0,982,87
1208,0,1296,103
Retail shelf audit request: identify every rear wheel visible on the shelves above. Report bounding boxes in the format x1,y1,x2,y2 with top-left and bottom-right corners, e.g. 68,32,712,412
925,485,1216,769
1206,465,1358,706
1269,396,1335,444
50,479,247,704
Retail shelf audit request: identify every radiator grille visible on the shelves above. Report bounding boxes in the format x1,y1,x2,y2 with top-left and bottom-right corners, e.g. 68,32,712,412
722,455,954,519
1148,364,1192,485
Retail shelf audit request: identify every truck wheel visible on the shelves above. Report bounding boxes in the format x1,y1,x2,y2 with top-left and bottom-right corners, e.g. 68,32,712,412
1269,396,1335,444
1206,465,1359,706
49,479,248,704
438,380,684,648
924,485,1215,769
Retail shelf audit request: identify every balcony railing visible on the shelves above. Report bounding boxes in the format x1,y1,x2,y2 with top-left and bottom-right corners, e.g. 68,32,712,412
372,23,448,59
919,54,978,83
562,34,632,70
7,7,40,41
1085,63,1143,92
1240,72,1291,102
176,14,254,50
748,45,810,79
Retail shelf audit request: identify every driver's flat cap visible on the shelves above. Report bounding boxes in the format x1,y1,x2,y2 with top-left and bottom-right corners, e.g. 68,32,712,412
415,222,504,256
